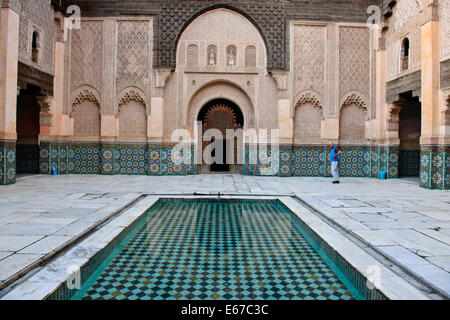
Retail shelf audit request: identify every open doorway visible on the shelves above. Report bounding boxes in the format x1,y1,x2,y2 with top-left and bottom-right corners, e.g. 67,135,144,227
398,93,421,179
197,99,244,173
16,85,41,175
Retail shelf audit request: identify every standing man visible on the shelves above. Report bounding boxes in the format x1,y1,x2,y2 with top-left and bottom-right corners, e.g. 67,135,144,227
329,143,342,184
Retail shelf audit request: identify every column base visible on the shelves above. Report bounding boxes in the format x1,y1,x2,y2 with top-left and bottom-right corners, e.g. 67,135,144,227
420,145,450,190
0,140,16,185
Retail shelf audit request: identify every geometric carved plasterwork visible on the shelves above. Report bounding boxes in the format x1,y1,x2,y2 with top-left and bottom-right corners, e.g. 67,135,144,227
18,0,56,74
116,20,151,94
385,0,422,80
158,2,286,71
293,25,326,98
339,27,370,101
392,0,421,32
70,21,104,93
440,0,450,59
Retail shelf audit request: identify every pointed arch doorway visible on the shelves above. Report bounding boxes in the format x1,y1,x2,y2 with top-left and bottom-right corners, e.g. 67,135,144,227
197,99,244,173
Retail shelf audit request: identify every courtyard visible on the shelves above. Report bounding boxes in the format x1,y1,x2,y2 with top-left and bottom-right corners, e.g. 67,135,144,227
0,174,449,299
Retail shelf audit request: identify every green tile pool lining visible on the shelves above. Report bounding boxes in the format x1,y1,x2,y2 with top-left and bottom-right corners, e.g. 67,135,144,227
46,199,387,300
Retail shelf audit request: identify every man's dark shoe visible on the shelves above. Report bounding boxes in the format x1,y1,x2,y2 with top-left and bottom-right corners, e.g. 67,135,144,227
332,181,340,184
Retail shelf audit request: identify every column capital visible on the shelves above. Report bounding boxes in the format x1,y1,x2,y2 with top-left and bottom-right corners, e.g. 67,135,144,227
155,69,172,89
271,72,289,91
37,96,54,127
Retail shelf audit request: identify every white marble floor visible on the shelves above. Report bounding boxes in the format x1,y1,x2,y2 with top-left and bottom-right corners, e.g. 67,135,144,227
0,174,449,297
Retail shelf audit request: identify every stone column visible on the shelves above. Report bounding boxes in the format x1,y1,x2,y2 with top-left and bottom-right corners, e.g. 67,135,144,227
375,31,388,143
277,99,292,144
420,0,450,189
149,96,164,141
0,6,19,141
0,6,20,184
419,0,448,189
37,96,54,134
53,13,70,139
420,1,441,144
271,72,292,145
149,70,171,142
321,119,339,142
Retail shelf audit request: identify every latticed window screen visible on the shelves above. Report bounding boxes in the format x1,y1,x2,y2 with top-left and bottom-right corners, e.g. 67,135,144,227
187,44,199,66
245,45,256,67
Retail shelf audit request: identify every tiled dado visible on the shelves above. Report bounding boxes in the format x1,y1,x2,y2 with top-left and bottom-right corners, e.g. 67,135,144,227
0,141,16,185
39,142,196,177
245,144,400,179
420,146,450,190
398,150,421,177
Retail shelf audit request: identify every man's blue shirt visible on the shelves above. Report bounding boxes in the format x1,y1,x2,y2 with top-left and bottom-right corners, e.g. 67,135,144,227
331,146,339,162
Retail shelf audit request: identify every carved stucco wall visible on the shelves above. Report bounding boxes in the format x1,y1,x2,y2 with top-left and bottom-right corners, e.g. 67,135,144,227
69,20,104,101
294,103,323,144
68,17,153,139
339,26,370,104
293,25,326,102
18,0,56,75
292,22,371,144
339,104,367,143
159,1,285,71
116,19,152,110
176,9,266,69
63,7,375,143
165,8,277,140
385,0,422,82
440,0,450,61
118,101,147,138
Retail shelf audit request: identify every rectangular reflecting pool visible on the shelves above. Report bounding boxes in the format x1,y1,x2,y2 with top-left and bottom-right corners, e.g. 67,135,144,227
49,199,386,300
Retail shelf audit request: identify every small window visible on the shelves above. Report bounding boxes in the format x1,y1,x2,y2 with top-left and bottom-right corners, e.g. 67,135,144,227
401,38,409,71
31,31,40,63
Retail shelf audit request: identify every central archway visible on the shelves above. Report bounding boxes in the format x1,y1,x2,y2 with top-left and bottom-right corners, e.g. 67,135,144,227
198,99,244,173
